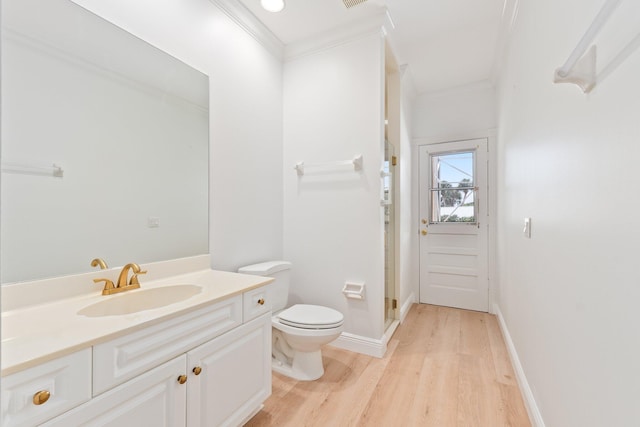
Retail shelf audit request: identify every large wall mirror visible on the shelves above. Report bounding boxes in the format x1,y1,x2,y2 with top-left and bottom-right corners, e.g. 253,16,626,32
1,0,209,283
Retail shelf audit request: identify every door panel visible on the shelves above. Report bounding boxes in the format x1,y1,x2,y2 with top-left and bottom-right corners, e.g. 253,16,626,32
419,139,488,312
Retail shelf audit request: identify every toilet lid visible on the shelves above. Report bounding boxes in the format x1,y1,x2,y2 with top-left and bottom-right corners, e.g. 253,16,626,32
277,304,344,329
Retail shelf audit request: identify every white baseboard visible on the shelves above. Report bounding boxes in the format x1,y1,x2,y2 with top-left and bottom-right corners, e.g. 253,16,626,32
329,332,386,358
329,294,415,359
384,320,400,343
493,303,546,427
400,292,416,323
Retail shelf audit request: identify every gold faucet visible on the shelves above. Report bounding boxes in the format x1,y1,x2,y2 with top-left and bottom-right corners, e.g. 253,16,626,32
90,258,108,269
117,263,146,289
94,262,147,296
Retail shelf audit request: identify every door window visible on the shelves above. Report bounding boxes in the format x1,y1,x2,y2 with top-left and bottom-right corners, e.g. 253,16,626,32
429,150,476,224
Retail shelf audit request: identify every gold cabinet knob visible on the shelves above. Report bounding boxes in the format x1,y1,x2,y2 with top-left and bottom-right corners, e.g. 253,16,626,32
257,298,265,306
177,375,188,385
33,390,51,405
421,229,428,236
192,366,202,375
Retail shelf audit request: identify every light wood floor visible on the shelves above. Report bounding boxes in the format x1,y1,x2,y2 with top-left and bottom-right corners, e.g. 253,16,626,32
245,304,531,427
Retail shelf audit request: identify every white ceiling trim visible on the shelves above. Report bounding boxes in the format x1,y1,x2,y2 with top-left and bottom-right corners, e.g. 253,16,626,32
209,0,284,60
284,8,393,61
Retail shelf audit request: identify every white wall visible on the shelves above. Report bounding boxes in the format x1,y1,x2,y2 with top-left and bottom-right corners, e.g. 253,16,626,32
412,81,496,139
496,0,640,425
71,0,284,272
283,33,386,343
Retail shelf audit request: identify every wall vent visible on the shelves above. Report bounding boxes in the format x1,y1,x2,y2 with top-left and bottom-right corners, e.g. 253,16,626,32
343,0,368,9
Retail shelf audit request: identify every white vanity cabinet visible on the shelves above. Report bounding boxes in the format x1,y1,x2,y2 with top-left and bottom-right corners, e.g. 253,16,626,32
42,313,271,427
4,282,272,427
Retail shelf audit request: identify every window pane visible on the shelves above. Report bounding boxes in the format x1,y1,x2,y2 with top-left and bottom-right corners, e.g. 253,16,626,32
429,151,476,223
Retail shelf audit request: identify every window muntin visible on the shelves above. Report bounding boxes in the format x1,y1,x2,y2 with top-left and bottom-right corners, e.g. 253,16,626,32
429,150,476,224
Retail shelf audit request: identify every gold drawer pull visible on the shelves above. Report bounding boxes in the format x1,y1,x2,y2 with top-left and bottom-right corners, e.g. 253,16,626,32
257,298,265,306
177,375,187,385
33,390,51,405
192,366,202,375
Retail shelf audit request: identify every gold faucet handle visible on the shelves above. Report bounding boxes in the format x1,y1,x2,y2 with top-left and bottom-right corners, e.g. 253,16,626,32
94,278,115,295
129,269,147,286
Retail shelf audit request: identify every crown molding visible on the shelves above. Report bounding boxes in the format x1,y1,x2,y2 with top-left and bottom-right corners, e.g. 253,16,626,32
209,0,284,60
284,7,394,61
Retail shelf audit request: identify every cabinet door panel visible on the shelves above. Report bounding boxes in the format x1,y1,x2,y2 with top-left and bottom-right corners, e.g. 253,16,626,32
187,313,271,427
42,355,187,427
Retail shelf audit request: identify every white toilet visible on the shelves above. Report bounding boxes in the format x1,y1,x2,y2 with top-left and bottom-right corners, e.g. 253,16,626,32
238,261,344,381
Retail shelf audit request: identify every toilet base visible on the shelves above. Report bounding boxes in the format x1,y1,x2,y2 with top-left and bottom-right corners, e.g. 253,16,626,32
272,349,324,381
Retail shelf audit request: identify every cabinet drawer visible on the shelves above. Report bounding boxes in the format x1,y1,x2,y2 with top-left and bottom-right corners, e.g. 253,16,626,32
93,295,242,395
1,348,91,427
243,284,272,322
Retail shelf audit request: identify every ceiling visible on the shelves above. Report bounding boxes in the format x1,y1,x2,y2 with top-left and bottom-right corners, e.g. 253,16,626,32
236,0,506,94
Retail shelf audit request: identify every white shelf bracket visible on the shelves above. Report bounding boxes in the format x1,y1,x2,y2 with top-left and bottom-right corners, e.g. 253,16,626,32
554,45,597,93
553,0,623,93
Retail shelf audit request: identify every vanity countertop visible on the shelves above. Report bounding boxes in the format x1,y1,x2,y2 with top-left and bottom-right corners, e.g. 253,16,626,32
1,268,272,376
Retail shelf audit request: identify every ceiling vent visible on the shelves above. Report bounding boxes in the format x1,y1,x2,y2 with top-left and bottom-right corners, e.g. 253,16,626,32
343,0,368,9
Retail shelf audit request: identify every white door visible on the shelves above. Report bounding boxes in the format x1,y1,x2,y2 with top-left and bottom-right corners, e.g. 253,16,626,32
419,139,488,312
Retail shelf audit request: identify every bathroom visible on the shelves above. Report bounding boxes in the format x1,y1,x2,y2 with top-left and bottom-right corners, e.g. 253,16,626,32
2,0,640,426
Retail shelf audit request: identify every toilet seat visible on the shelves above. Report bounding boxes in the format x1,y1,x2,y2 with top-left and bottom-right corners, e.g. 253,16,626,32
276,304,344,330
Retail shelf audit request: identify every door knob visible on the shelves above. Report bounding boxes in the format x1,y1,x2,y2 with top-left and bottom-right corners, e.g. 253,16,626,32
421,229,428,236
421,219,427,224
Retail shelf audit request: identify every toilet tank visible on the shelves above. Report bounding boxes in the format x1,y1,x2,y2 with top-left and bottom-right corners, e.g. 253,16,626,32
238,261,291,312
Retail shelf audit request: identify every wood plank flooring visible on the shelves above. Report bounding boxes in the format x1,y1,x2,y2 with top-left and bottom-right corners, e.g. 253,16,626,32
245,304,531,427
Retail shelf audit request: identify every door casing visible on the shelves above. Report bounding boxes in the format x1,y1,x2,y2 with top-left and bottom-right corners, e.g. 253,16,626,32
418,138,490,312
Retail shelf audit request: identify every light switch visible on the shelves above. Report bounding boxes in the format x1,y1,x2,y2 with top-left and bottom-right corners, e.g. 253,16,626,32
148,217,160,228
523,217,531,238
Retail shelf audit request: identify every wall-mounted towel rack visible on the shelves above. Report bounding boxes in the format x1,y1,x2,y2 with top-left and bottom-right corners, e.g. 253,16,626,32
1,162,64,177
294,154,363,176
553,0,623,93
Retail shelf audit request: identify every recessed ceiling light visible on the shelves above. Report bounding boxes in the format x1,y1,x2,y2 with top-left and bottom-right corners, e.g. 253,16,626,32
261,0,285,13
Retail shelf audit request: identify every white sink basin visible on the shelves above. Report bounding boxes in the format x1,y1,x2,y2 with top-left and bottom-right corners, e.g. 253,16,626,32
77,285,202,317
